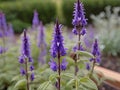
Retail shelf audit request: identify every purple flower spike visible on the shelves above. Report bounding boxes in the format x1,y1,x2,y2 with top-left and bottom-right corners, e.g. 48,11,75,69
7,24,14,37
72,0,87,35
92,39,100,56
72,0,87,26
30,73,35,81
20,67,26,76
37,22,47,48
91,39,101,64
32,10,39,28
21,30,31,58
86,63,90,71
50,19,66,58
49,59,57,71
61,59,68,71
0,12,7,37
19,30,34,81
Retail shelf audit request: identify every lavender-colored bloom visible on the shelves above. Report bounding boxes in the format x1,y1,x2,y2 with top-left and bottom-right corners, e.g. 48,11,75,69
50,19,66,58
19,55,25,64
21,30,33,63
80,27,86,35
90,39,101,64
30,73,35,81
37,22,47,48
96,56,101,63
49,59,57,71
20,67,26,76
32,10,39,28
91,39,100,56
30,65,34,71
72,27,78,35
61,59,68,71
19,30,35,81
86,63,90,71
38,49,46,64
7,24,14,37
28,57,33,62
72,0,87,35
84,25,95,48
0,46,7,54
0,12,7,37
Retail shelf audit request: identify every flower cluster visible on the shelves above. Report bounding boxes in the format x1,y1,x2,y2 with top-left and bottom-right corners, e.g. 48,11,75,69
49,19,67,71
90,39,101,64
72,0,87,36
37,22,47,64
0,46,7,54
19,30,34,81
0,12,14,38
0,12,7,37
32,10,39,29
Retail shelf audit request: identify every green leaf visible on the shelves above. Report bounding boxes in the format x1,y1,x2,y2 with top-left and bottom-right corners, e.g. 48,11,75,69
80,77,98,90
62,73,74,78
76,51,94,58
11,75,20,82
49,73,58,81
37,81,51,90
14,79,26,89
66,79,75,86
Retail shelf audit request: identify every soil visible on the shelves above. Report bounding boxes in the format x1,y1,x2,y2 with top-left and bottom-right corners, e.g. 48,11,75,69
99,56,120,90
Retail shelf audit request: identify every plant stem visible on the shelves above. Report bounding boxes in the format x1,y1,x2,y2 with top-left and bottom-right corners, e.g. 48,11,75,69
75,77,78,90
90,59,96,77
58,51,61,90
2,36,6,65
25,58,29,90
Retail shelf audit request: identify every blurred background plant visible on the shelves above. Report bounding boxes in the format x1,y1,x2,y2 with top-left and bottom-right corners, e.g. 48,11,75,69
91,6,120,56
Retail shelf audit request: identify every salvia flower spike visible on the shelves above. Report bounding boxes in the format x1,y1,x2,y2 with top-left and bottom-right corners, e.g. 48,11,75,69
32,10,39,29
72,0,87,35
19,30,34,90
90,39,101,76
49,19,67,90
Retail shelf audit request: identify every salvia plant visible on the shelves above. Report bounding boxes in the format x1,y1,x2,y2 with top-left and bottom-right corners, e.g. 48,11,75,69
37,22,47,64
11,0,103,90
32,10,40,29
19,30,34,90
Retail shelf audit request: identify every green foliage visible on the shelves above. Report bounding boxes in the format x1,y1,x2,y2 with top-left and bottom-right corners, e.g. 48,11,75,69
61,0,120,26
91,6,120,56
0,0,56,33
11,20,30,34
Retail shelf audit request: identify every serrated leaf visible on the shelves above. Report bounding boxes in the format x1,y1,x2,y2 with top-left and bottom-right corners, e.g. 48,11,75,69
66,79,75,86
14,79,26,89
80,77,98,90
76,51,94,58
37,81,51,90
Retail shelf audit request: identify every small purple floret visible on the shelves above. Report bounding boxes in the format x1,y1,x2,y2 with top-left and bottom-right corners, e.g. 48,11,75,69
49,59,58,71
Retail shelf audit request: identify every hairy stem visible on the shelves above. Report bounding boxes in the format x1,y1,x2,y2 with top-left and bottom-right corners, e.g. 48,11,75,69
90,59,96,77
25,58,29,90
58,51,61,90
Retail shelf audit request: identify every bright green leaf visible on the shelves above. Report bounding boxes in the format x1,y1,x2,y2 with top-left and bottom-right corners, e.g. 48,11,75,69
37,81,51,90
14,79,26,89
